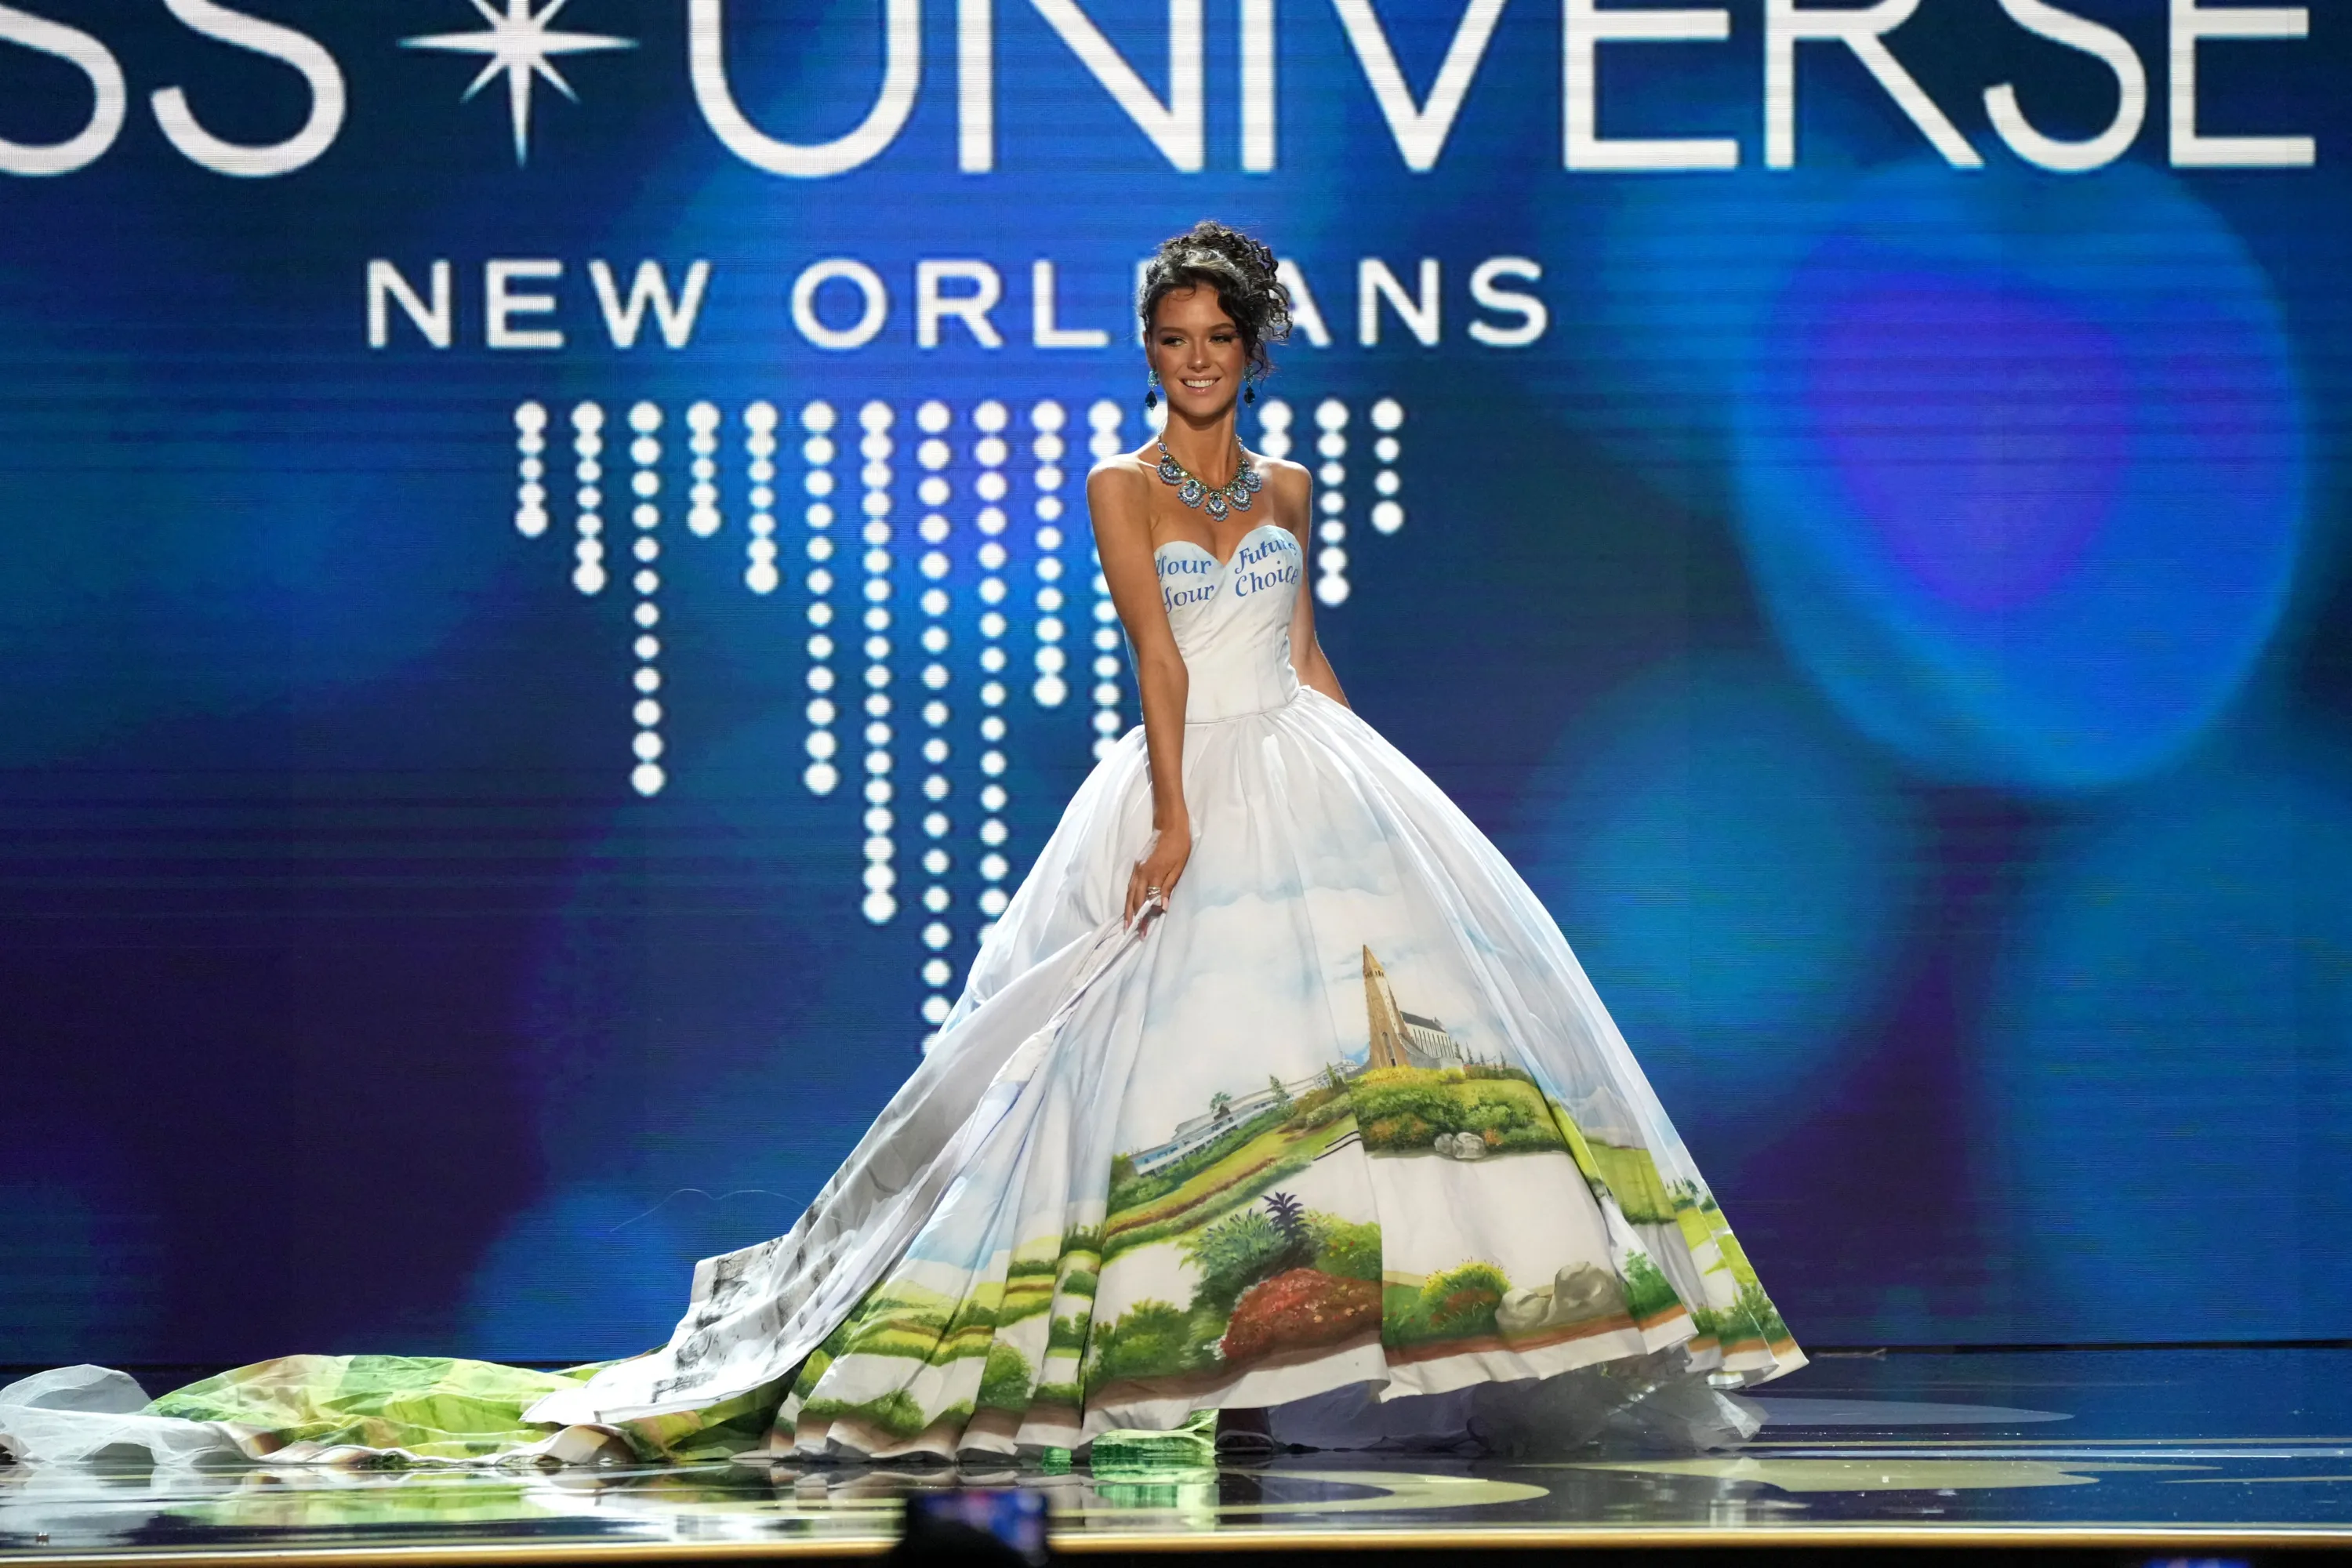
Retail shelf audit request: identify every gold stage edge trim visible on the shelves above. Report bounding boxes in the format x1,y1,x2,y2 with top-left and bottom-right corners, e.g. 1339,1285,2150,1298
24,1524,2352,1565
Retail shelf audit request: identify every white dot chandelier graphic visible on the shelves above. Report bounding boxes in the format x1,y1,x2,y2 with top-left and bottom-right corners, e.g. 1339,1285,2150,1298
511,393,1406,1033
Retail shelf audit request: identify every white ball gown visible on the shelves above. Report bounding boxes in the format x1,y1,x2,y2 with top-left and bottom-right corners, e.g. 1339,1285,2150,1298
0,521,1799,1469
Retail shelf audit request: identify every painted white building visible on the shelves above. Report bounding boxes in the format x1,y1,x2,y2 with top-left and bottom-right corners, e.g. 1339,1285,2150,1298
1127,1068,1334,1176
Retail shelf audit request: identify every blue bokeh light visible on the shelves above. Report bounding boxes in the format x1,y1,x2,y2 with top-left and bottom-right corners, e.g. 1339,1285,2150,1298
1986,757,2352,1340
1519,656,1918,1155
1733,163,2307,792
1520,80,1891,508
463,1184,701,1361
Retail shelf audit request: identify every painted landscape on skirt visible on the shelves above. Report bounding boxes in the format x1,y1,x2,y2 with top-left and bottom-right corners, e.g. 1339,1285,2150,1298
778,946,1795,1456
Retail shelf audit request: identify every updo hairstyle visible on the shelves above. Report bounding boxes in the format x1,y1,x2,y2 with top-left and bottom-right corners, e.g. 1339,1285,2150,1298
1136,220,1294,378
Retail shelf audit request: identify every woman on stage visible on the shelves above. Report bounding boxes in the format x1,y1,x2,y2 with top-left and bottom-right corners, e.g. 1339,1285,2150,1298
2,222,1798,1469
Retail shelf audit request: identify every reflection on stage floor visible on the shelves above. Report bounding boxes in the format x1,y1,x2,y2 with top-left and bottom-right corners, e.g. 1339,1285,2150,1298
7,1348,2352,1559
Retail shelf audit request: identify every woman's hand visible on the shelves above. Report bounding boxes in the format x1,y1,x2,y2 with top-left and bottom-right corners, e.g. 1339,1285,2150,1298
1125,824,1191,927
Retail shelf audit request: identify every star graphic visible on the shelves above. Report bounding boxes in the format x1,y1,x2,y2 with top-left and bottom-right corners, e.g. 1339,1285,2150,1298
403,0,634,166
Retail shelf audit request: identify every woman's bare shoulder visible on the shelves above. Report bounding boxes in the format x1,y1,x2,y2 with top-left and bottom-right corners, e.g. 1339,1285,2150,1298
1088,452,1154,504
1089,451,1155,486
1087,453,1153,525
1250,453,1313,528
1249,452,1308,491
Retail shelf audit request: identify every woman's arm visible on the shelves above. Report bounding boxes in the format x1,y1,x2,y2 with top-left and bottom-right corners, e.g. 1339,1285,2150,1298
1276,464,1349,708
1087,459,1194,924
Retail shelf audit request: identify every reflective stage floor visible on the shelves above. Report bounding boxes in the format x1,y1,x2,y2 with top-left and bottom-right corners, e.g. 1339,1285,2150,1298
8,1348,2352,1562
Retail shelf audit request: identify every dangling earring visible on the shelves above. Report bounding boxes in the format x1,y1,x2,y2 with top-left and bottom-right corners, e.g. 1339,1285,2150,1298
1243,368,1259,405
1144,370,1160,411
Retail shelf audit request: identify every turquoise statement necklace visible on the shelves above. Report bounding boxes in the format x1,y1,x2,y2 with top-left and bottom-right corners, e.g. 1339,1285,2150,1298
1156,438,1264,523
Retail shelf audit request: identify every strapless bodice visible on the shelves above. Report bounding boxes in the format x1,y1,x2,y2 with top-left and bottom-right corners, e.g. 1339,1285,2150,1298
1152,523,1303,722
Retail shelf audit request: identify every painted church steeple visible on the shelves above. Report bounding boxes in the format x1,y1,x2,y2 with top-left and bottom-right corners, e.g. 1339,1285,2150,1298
1363,946,1414,1070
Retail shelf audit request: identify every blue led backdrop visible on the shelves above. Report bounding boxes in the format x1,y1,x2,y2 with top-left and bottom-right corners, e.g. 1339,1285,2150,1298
1,0,2346,1362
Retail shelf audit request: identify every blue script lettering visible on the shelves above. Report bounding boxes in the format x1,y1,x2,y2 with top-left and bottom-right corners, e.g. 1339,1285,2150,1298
1158,550,1219,612
1232,534,1300,598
